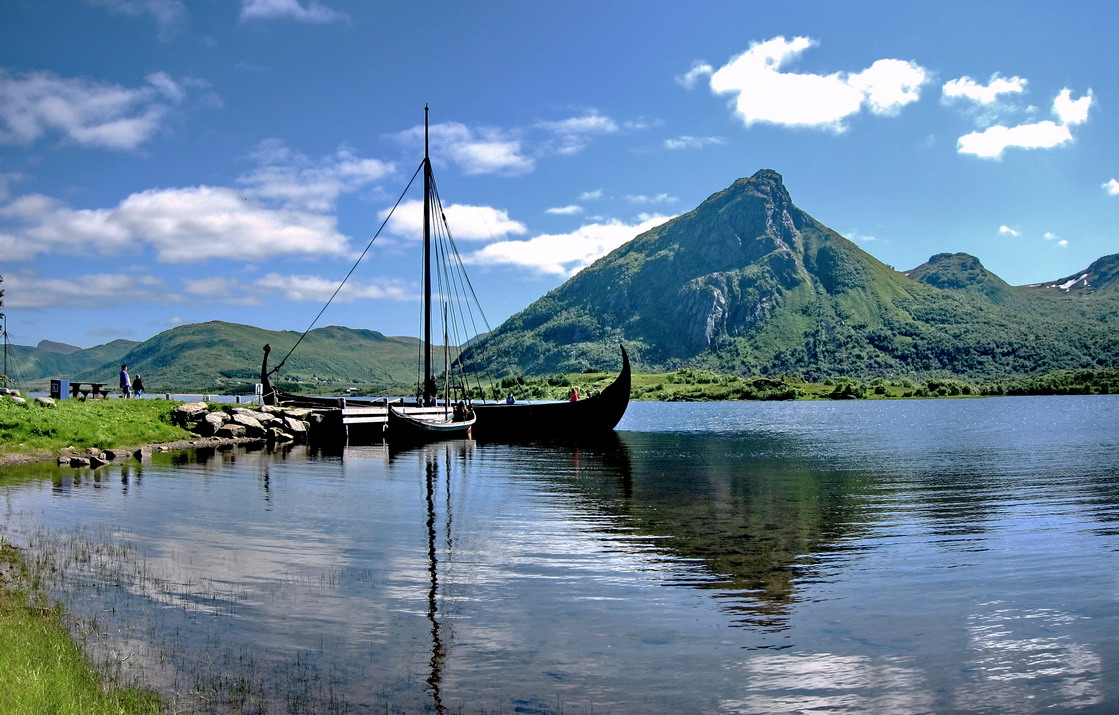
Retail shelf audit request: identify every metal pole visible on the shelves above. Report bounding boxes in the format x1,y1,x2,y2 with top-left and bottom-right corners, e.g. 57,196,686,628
1,312,7,384
422,105,434,405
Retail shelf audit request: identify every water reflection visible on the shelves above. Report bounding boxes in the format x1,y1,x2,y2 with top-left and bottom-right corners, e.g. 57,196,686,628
0,397,1117,712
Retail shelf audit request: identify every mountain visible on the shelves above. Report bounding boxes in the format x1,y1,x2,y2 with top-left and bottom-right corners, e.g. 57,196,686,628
4,339,139,387
9,322,424,394
1024,253,1119,295
466,169,1119,381
36,340,81,354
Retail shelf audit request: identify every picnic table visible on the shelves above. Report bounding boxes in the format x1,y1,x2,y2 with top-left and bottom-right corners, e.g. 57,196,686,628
69,382,111,399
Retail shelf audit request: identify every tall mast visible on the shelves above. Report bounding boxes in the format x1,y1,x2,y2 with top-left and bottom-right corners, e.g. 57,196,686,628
422,105,434,405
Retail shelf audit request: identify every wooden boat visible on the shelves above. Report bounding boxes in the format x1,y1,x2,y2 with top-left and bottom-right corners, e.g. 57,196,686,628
388,404,475,440
471,345,630,440
261,107,630,441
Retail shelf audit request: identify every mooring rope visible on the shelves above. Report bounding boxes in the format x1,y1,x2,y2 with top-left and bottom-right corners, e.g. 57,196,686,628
267,160,425,377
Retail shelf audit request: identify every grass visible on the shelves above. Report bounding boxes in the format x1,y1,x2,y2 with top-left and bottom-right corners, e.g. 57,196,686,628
0,397,192,463
0,539,163,714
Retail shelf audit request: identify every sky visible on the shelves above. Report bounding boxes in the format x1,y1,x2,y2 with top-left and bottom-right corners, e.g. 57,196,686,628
1,0,1116,349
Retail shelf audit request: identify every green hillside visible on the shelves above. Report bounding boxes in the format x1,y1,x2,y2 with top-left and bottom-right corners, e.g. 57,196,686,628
9,322,426,395
464,170,1119,381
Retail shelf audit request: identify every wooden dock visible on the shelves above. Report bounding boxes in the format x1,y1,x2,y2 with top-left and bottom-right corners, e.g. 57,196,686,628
341,403,458,427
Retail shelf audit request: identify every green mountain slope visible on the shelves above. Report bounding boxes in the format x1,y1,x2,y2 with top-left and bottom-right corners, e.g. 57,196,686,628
11,322,425,394
466,170,1119,381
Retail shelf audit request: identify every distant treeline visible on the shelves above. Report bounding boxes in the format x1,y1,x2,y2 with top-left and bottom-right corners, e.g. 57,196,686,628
477,367,1119,403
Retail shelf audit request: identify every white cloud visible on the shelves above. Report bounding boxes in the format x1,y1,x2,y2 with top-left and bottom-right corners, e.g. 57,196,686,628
1053,88,1092,125
958,120,1073,158
545,205,583,216
2,269,176,309
398,121,533,176
239,0,345,23
380,199,527,242
462,215,673,276
0,144,398,263
999,225,1021,237
942,74,1028,104
536,111,621,156
955,87,1093,159
0,70,192,149
847,59,929,116
706,36,929,131
1,186,351,263
239,140,393,211
87,0,187,36
1043,231,1058,240
677,61,714,89
664,135,725,150
579,189,604,201
625,193,675,205
1103,179,1119,196
844,229,877,243
253,272,413,302
536,112,619,135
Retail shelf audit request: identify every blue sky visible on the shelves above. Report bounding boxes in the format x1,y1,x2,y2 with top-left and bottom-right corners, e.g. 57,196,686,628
1,0,1115,349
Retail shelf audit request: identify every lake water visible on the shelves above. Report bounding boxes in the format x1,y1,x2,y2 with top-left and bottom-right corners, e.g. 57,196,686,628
2,396,1118,713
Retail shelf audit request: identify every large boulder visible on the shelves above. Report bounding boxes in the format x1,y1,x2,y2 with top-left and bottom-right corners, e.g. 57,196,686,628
228,412,265,437
173,402,210,426
215,423,247,439
196,411,229,437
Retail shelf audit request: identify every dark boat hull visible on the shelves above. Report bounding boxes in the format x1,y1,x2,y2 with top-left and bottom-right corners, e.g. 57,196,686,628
471,345,631,440
262,344,632,441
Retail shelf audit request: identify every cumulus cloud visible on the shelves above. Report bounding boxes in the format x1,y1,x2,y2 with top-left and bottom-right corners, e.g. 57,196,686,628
1103,178,1119,196
942,74,1028,104
951,81,1093,159
253,272,413,302
397,121,533,176
545,205,583,215
0,70,193,149
1,186,351,263
625,193,675,205
2,269,176,309
999,225,1021,237
537,110,621,155
536,112,619,136
676,61,714,89
239,0,345,23
239,140,394,212
664,135,725,150
959,119,1074,158
87,0,187,36
1053,88,1093,125
0,144,397,263
705,36,929,131
380,199,528,242
462,215,672,276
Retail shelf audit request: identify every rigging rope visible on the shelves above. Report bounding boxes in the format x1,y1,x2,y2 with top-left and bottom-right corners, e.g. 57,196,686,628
267,160,425,378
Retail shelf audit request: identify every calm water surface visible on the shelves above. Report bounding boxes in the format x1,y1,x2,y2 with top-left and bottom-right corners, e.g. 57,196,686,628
2,396,1118,713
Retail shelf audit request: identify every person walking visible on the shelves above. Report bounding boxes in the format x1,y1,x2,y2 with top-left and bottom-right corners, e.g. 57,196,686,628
119,364,131,398
131,373,144,398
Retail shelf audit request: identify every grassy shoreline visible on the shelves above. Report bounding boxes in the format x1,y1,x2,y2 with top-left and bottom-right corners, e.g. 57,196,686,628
0,397,194,467
0,540,163,714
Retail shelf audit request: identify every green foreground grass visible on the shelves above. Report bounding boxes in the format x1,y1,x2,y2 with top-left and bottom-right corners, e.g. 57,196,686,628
0,398,192,463
0,541,163,715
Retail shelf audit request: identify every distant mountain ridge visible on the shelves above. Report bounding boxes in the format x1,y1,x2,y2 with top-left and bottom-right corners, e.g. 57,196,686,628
465,169,1119,380
7,322,425,394
8,170,1119,390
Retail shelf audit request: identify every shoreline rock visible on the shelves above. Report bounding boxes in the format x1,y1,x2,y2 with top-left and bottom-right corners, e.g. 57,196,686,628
0,404,319,469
